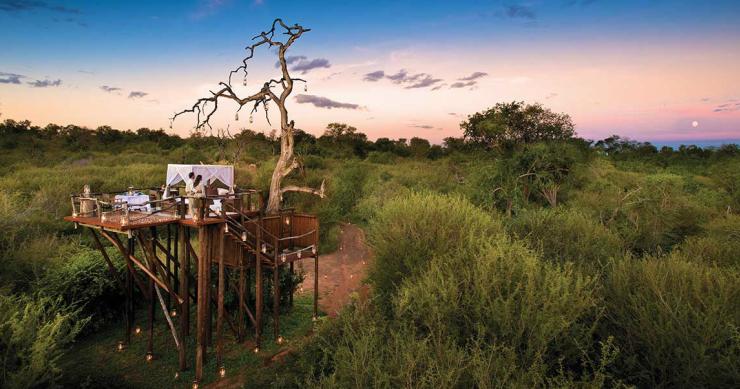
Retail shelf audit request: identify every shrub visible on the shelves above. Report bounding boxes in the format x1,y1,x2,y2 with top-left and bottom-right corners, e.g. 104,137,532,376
508,207,624,272
298,194,613,387
602,254,740,387
366,192,503,307
394,237,601,377
677,214,740,268
0,294,88,389
38,247,126,331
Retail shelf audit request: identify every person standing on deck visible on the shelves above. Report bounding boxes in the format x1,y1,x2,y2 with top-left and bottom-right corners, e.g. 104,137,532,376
185,172,196,195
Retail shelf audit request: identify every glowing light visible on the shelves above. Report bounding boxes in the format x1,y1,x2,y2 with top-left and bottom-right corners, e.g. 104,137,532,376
219,366,226,378
170,309,177,317
312,315,317,322
277,336,284,344
117,341,125,351
192,381,200,389
135,327,141,335
692,120,699,128
253,347,260,353
146,352,153,362
284,217,290,225
174,372,179,379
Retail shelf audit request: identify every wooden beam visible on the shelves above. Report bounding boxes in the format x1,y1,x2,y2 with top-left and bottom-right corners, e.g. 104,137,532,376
87,228,124,289
216,224,226,367
195,225,208,383
255,217,263,348
101,230,150,301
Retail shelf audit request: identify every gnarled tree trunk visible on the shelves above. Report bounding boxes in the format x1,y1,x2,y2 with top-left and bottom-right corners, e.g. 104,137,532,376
172,19,324,214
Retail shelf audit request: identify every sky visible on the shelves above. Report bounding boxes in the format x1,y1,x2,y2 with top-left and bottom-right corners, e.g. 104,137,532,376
1,0,739,144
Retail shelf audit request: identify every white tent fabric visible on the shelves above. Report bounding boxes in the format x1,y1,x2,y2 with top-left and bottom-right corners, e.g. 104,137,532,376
166,164,234,189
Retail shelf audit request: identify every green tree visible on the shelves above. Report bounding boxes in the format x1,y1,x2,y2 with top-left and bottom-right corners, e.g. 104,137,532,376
461,101,575,149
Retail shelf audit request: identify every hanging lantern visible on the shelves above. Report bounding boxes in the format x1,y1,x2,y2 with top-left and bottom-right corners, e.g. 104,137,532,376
146,352,153,362
235,112,239,121
297,251,302,259
219,366,226,378
262,245,267,253
117,341,125,351
281,254,286,263
170,309,177,317
253,346,260,353
225,224,229,233
249,114,253,124
174,372,179,379
192,381,200,389
312,246,317,255
276,336,284,345
284,216,290,225
242,232,247,241
135,326,142,335
304,83,308,92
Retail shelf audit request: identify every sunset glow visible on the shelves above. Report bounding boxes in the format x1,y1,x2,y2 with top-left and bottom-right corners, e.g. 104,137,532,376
1,0,739,144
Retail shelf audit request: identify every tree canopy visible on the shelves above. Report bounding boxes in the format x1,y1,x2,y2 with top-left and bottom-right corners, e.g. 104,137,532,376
461,101,575,149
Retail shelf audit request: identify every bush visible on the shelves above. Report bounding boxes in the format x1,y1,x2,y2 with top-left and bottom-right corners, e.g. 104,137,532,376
366,192,503,307
677,214,740,268
298,193,615,387
0,294,88,389
508,207,623,272
38,247,126,331
602,254,740,387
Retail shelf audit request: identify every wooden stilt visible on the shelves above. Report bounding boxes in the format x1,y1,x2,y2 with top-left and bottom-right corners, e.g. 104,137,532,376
195,225,208,383
238,245,245,342
125,236,134,345
178,224,188,371
255,219,263,349
216,224,226,367
147,229,156,359
314,250,319,319
289,261,294,307
166,225,172,310
206,226,213,348
273,240,280,341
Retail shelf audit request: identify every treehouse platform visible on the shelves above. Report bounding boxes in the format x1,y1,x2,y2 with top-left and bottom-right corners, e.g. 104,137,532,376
65,188,319,386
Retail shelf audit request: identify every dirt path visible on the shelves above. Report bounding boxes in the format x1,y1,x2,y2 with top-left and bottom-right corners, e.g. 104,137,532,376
296,223,372,316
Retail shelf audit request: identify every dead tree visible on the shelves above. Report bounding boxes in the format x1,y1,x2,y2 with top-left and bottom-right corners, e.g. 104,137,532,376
171,18,325,214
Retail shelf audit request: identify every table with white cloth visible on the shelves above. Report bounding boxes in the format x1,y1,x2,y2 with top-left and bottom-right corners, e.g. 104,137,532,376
114,194,151,212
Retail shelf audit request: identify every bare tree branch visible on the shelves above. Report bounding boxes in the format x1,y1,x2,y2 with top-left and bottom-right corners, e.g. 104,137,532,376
171,18,322,213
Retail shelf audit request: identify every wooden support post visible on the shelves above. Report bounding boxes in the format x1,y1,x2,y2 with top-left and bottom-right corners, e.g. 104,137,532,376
166,224,172,310
255,219,263,348
314,250,319,320
238,245,245,342
289,261,294,307
125,236,134,345
273,236,280,341
173,224,179,307
205,226,213,348
147,229,156,358
216,224,226,367
195,226,208,383
178,224,189,371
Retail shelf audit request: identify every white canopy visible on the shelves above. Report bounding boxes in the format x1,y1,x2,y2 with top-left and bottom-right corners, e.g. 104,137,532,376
166,164,234,189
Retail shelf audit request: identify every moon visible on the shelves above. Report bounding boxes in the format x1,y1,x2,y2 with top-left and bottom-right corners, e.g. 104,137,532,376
692,121,699,128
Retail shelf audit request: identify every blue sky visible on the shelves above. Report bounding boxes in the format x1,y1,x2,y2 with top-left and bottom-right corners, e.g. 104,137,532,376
1,0,739,143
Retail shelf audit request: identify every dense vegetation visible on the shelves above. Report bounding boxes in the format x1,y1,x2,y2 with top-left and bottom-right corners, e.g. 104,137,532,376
0,108,738,388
